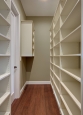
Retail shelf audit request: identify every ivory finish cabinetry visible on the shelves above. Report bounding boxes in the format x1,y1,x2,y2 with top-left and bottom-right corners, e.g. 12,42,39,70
50,0,82,115
0,0,11,115
21,20,35,57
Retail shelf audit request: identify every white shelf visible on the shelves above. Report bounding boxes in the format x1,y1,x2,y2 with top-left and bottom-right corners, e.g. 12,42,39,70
61,68,81,82
0,0,10,10
0,0,11,114
0,112,10,115
60,95,81,115
0,92,10,106
53,63,60,69
61,109,68,115
61,0,81,29
0,14,10,26
0,34,10,40
53,77,60,94
53,57,60,66
51,81,61,108
53,71,60,82
53,42,60,48
61,0,78,16
50,0,81,114
0,73,10,81
61,25,81,42
21,20,35,57
61,81,81,109
60,54,81,56
50,68,53,73
0,54,10,56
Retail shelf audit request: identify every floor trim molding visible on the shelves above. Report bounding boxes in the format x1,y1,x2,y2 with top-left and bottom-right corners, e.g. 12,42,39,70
20,82,26,97
26,81,51,84
11,92,15,104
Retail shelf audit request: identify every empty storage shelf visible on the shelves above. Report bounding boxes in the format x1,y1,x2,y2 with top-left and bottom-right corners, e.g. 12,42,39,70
0,92,10,106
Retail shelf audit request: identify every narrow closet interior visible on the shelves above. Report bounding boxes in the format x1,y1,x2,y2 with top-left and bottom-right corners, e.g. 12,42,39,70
0,0,83,115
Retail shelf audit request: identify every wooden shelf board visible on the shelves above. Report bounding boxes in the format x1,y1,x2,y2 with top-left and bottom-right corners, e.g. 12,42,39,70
0,92,10,106
61,68,81,82
0,0,10,10
61,81,81,109
61,25,81,42
0,73,10,81
0,112,10,115
0,14,10,26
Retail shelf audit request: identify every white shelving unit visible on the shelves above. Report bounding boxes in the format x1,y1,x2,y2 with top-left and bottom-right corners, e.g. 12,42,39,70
50,0,82,114
0,0,11,114
21,20,35,57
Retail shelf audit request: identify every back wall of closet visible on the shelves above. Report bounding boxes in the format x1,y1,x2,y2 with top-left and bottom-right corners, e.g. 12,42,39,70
26,16,52,81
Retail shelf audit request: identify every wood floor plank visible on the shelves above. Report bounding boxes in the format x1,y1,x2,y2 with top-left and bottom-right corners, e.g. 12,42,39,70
11,85,61,115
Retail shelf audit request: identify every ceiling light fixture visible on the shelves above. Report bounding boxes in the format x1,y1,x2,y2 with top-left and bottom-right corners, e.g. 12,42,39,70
40,0,48,2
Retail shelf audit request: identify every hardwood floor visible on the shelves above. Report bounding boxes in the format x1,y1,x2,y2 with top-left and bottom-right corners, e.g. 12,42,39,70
11,85,61,115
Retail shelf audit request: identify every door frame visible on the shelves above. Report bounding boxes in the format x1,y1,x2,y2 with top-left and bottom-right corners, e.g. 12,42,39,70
11,0,20,101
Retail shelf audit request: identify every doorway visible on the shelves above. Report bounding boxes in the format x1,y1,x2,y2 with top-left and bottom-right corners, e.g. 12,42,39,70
11,0,20,103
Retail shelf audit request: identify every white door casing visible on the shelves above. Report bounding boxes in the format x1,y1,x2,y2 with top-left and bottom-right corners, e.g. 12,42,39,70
11,0,20,102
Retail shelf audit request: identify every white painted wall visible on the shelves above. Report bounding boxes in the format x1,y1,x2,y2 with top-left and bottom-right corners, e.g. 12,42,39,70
26,16,52,81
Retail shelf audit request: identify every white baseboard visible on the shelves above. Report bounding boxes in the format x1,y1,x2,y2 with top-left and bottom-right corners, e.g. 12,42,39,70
26,81,51,84
20,81,51,98
20,82,26,97
11,92,15,104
